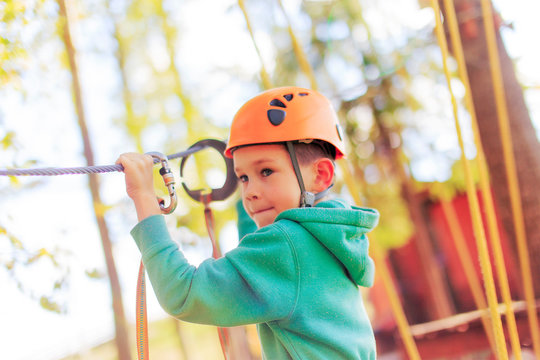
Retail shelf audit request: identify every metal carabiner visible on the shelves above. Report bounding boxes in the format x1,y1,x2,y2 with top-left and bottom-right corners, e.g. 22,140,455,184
146,151,178,215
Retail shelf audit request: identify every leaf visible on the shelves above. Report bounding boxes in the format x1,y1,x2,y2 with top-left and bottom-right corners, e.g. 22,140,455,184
26,248,49,264
8,233,23,250
8,175,21,187
39,296,62,313
93,201,113,217
85,268,106,279
1,131,16,149
4,260,15,270
54,277,67,290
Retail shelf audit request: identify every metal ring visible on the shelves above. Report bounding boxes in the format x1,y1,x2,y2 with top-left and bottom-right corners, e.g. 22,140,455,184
179,139,238,202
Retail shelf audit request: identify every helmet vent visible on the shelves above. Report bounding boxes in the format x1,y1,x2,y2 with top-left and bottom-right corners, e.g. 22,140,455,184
267,109,286,126
269,98,286,108
284,94,293,101
299,92,309,96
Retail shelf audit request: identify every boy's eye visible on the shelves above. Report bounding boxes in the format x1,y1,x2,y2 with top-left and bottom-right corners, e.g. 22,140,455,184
261,168,273,177
238,174,248,183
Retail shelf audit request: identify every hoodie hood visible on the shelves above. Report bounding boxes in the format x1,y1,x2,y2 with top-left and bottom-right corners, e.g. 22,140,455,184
276,199,379,287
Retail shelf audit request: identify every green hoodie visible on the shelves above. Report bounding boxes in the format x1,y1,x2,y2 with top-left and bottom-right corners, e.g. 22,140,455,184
131,199,379,359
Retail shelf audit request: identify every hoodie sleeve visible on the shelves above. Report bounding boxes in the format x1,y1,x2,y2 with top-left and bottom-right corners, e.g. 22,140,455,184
131,215,298,327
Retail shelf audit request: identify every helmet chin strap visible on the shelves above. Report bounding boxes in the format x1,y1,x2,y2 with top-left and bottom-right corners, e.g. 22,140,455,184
285,141,332,208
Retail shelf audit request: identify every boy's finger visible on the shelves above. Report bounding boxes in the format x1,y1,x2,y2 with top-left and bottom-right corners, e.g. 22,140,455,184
115,154,125,166
115,153,134,165
116,153,144,164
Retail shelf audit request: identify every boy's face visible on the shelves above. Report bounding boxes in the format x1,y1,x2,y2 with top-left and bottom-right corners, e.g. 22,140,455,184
233,144,314,228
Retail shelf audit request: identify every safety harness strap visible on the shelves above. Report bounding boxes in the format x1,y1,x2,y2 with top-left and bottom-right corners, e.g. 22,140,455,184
285,141,313,207
285,141,332,207
201,194,230,359
136,261,149,360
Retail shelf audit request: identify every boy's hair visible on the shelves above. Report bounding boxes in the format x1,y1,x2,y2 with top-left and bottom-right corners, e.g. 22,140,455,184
229,140,337,165
293,140,337,166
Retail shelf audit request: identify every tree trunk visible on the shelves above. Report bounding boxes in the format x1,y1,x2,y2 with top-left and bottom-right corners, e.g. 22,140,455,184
373,98,456,320
57,1,132,359
443,0,540,296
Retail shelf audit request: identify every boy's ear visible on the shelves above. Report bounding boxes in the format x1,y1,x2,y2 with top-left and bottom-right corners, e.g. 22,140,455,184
312,158,335,192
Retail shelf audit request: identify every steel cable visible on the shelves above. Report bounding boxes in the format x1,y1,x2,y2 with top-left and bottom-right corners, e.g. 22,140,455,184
0,146,204,177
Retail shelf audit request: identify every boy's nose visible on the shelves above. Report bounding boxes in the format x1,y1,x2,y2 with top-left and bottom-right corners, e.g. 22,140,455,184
244,182,260,201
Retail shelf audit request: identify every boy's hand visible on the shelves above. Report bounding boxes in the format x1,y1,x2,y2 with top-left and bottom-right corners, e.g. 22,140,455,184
116,153,162,221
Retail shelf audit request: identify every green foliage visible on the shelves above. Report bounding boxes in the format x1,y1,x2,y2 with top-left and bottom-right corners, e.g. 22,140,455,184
1,92,67,314
0,0,51,86
0,130,16,149
40,295,62,313
85,268,106,279
366,181,415,249
0,225,70,313
0,0,27,85
425,157,481,202
111,0,236,239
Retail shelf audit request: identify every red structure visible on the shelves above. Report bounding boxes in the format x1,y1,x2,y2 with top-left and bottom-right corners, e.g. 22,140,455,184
371,190,538,358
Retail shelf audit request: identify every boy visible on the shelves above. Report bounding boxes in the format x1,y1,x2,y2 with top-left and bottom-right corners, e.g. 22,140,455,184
118,86,379,359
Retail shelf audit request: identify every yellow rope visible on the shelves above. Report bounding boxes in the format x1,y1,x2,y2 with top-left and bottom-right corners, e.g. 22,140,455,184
479,1,540,357
440,200,496,353
442,1,522,358
371,237,422,359
275,0,318,90
339,162,421,360
237,0,273,90
430,1,508,358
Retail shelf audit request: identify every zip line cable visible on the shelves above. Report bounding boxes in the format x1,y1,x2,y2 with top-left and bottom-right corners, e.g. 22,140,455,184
0,146,204,177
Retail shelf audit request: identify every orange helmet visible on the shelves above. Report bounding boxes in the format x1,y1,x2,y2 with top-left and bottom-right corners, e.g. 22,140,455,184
225,86,346,159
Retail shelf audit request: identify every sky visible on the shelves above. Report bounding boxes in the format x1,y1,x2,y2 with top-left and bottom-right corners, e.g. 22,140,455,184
1,0,540,359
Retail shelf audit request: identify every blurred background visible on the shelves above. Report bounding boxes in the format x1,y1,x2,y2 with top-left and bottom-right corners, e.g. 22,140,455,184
1,0,539,359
